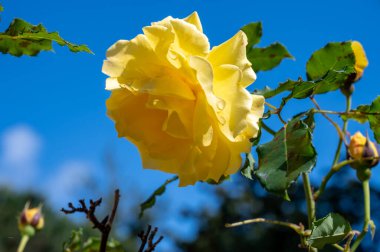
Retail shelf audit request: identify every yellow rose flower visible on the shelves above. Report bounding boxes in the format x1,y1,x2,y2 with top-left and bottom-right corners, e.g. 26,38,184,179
103,12,265,186
351,41,368,81
348,131,379,169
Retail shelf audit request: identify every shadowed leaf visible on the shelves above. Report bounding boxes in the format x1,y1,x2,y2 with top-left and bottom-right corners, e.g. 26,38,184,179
254,113,317,199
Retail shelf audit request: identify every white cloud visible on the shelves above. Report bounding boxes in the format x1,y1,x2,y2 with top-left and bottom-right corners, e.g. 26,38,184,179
0,125,99,210
0,125,42,190
44,161,96,208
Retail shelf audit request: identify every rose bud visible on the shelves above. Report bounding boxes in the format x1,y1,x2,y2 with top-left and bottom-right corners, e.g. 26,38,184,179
351,41,368,81
340,41,368,96
18,203,44,235
347,131,379,170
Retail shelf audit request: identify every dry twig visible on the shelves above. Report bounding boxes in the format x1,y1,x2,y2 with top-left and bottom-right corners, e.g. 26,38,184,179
61,189,121,252
138,225,164,252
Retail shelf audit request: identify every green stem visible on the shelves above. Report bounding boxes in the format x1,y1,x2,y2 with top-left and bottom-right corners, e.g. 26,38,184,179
313,110,380,116
309,99,346,144
313,159,356,200
261,121,276,136
331,243,344,251
332,96,351,165
313,96,351,201
17,235,30,252
302,173,315,229
265,101,278,110
277,112,286,124
225,218,301,234
351,179,371,252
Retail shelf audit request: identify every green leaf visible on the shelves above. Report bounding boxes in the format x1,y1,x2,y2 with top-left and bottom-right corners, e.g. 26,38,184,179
241,153,255,180
254,78,299,99
63,229,125,252
368,96,380,143
241,22,262,49
139,176,178,218
206,174,230,185
292,67,356,98
341,104,370,123
254,42,357,100
256,67,355,101
248,42,293,72
0,18,93,56
307,213,351,249
63,228,83,252
254,114,317,198
0,3,3,12
82,237,125,252
306,41,355,81
345,96,380,143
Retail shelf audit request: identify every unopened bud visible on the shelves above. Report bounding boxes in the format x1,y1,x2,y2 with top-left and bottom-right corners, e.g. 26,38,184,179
351,41,368,81
18,202,44,235
347,132,379,170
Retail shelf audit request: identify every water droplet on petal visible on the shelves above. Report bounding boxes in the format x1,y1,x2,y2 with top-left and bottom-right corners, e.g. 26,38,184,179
216,99,225,110
219,116,226,125
153,99,160,106
202,126,213,147
169,50,178,60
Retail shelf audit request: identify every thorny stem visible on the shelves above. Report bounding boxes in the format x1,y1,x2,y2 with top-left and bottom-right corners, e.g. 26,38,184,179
351,180,371,252
17,235,29,252
302,173,315,230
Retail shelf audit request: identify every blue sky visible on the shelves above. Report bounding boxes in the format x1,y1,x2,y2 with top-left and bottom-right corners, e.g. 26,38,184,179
1,0,380,250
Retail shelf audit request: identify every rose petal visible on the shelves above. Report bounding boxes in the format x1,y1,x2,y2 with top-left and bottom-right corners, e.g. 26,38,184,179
183,12,203,33
170,19,210,58
208,30,256,87
106,89,190,161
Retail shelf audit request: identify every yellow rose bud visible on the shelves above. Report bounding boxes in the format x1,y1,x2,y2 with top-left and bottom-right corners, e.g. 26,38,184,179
348,132,379,169
19,203,44,234
351,41,368,81
102,12,265,186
